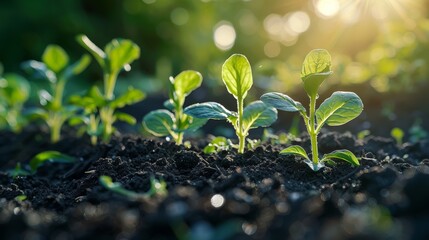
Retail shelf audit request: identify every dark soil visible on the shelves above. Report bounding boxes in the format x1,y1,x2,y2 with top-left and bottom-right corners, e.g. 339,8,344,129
1,128,429,240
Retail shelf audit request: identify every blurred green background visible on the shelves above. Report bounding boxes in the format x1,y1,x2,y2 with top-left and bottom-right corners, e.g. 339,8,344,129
1,0,428,137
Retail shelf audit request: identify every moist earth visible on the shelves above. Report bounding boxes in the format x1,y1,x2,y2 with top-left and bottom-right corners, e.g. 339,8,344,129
1,128,429,240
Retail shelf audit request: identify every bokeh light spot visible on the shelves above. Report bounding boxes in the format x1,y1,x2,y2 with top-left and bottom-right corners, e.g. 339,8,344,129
210,194,225,208
264,41,281,58
286,11,311,34
170,8,189,26
213,21,236,51
314,0,340,18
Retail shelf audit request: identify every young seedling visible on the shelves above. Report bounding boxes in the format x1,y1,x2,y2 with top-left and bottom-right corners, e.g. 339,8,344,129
76,35,145,142
99,175,167,200
0,73,30,132
391,127,404,146
184,54,277,153
22,45,91,142
143,70,207,144
261,49,363,171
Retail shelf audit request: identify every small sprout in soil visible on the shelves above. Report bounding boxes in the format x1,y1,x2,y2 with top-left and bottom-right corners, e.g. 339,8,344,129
391,127,404,146
262,129,291,145
7,163,31,178
76,35,144,143
143,70,207,145
357,129,371,141
99,175,167,200
203,136,233,154
0,73,30,132
29,151,76,173
261,49,364,171
14,195,27,202
7,151,75,177
22,45,91,142
185,54,277,153
409,119,427,143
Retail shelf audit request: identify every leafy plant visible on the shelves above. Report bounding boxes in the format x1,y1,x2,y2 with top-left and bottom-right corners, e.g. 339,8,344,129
261,49,363,171
8,151,76,177
22,45,91,142
357,129,371,141
184,54,277,153
0,73,30,132
143,71,207,144
390,127,404,146
76,35,145,142
99,175,167,200
203,136,232,154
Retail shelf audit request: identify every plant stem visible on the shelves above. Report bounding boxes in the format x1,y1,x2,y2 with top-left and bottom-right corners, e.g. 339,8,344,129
50,114,62,143
100,107,114,143
53,78,66,110
309,96,319,167
104,73,117,100
174,103,184,145
89,114,98,145
237,98,245,154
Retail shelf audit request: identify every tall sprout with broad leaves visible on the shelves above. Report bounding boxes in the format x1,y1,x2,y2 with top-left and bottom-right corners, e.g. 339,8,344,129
184,54,277,153
76,35,145,143
0,72,30,132
22,45,91,143
261,49,364,171
143,70,207,144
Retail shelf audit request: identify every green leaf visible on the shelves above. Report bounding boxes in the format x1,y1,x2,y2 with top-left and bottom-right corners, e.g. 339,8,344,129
99,175,139,199
183,116,208,132
24,107,49,121
63,54,91,79
105,38,140,74
7,163,31,178
391,127,404,145
115,112,136,125
29,151,76,173
184,102,236,120
322,149,360,166
1,74,30,104
163,99,175,111
280,145,310,160
301,49,332,97
42,45,69,73
21,60,57,83
110,88,145,109
242,101,277,131
260,92,305,112
222,54,253,100
143,110,175,137
76,34,106,69
172,70,203,100
316,91,363,127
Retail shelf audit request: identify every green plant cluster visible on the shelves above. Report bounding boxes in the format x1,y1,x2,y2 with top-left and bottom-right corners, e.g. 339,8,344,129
1,42,364,172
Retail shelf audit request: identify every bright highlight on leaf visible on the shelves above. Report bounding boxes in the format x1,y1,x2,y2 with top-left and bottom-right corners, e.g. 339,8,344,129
280,145,310,160
222,54,253,100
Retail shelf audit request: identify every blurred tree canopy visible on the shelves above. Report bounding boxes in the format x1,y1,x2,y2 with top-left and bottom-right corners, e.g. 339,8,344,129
0,0,428,94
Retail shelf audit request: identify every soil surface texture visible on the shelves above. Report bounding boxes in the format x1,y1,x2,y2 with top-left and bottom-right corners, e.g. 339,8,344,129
1,128,429,240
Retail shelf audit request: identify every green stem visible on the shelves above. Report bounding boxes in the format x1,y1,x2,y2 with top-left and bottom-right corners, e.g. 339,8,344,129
237,98,245,154
174,102,184,145
100,107,114,143
53,78,66,110
89,114,98,145
104,73,117,100
309,96,319,166
50,113,62,143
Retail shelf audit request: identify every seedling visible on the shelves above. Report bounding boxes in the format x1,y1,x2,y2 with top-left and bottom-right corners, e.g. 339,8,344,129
7,151,75,177
390,127,404,145
261,49,363,171
357,129,370,140
76,35,145,142
0,73,30,132
99,175,167,200
203,136,232,154
184,54,277,153
143,71,207,144
22,45,91,142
